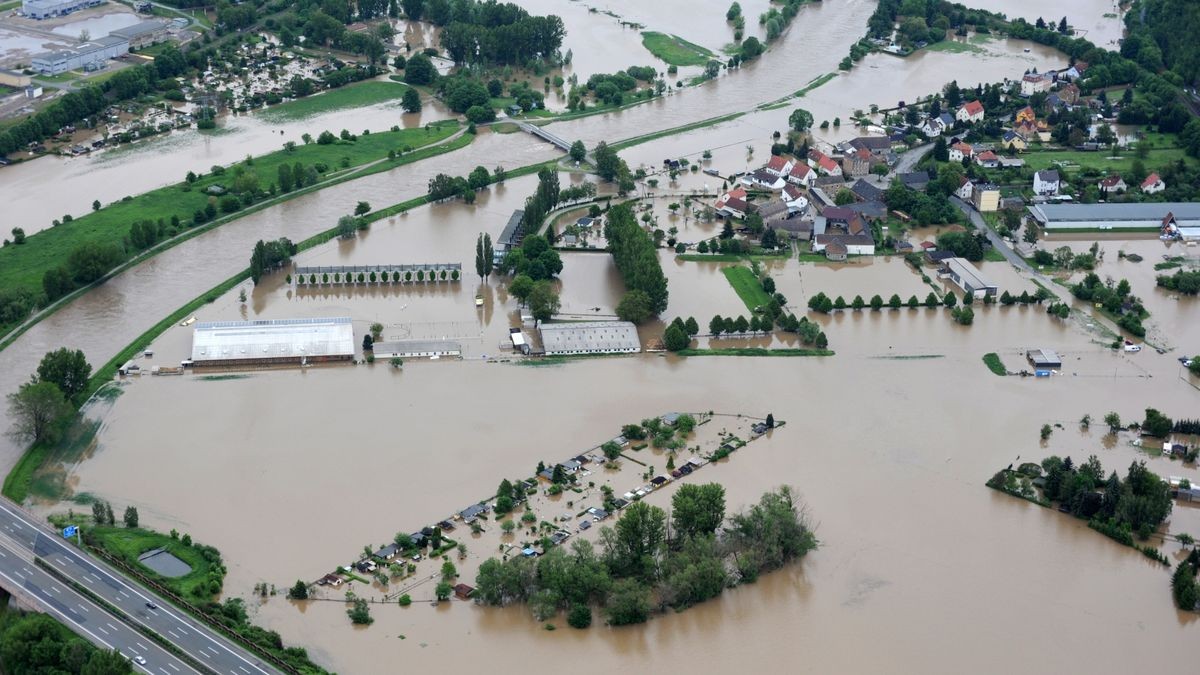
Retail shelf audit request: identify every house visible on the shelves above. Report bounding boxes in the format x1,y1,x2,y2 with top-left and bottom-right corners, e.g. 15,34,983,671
787,161,815,187
824,241,848,261
971,183,1000,212
899,171,932,191
850,179,884,203
918,116,947,138
1000,196,1025,211
318,574,343,586
813,233,875,256
1141,173,1165,194
956,100,985,123
847,135,894,156
938,112,956,130
954,176,974,201
1001,130,1027,151
373,544,400,561
997,157,1025,169
842,147,872,176
741,169,786,190
764,154,794,177
821,207,868,234
1014,106,1036,125
1061,61,1088,81
975,150,1000,168
660,412,681,426
949,142,973,162
1099,174,1127,194
809,150,842,176
757,199,791,224
1026,349,1062,370
782,184,809,211
1033,169,1060,196
721,197,749,219
459,502,491,523
715,187,748,210
1058,82,1080,105
453,583,475,600
773,218,813,240
1020,72,1053,96
847,200,887,221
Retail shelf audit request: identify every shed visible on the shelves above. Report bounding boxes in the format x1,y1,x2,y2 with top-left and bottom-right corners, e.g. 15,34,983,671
1026,349,1062,370
453,583,475,600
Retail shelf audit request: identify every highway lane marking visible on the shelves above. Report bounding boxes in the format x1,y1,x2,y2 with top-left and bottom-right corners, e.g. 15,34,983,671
119,590,131,598
198,650,211,659
0,549,6,556
54,558,65,567
167,664,180,671
239,667,250,673
97,625,109,635
50,585,61,594
137,641,149,650
168,629,180,638
83,575,94,584
77,604,90,612
0,567,119,657
107,622,119,631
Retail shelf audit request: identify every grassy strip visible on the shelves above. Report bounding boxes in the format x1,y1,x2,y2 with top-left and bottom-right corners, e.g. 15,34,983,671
982,352,1007,376
721,266,772,311
923,40,985,55
259,80,411,121
1,444,51,503
794,72,836,98
1019,146,1192,173
0,122,459,313
0,123,464,353
610,111,745,151
88,526,222,601
641,32,715,66
678,348,834,357
32,558,215,675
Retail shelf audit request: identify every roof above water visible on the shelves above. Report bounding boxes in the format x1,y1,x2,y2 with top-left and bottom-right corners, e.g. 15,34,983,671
191,317,354,362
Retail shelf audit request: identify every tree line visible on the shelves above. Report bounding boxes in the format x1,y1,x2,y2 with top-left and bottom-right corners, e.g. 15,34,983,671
606,203,668,322
0,606,132,674
249,238,297,285
473,484,816,627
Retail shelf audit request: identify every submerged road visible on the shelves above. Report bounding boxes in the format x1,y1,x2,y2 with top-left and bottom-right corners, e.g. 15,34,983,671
0,500,280,675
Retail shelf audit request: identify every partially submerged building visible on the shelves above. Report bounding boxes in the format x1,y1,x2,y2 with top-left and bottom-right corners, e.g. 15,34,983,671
1027,202,1200,231
940,257,997,298
538,321,640,356
1026,349,1062,370
370,340,461,359
190,317,355,368
494,210,525,265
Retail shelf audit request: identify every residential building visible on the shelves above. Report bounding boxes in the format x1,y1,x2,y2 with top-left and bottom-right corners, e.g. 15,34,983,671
715,187,747,210
1061,61,1088,81
763,154,794,177
740,169,786,190
1001,130,1027,151
956,100,985,123
849,179,883,202
971,183,1000,212
787,161,815,187
1033,169,1060,196
949,142,973,162
1059,82,1080,105
812,233,875,256
1015,106,1036,125
1020,72,1053,96
809,150,842,176
919,116,947,138
1027,202,1200,231
975,150,1000,168
954,176,973,201
1098,174,1127,194
1141,173,1165,194
941,257,998,298
899,171,932,191
721,197,749,219
757,200,790,224
782,184,809,212
842,147,872,176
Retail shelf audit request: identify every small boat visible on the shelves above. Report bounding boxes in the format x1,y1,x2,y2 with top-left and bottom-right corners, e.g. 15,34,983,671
1023,47,1031,53
180,316,196,327
475,294,484,307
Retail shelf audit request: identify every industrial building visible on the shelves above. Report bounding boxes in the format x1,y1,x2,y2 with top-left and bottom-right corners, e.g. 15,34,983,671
190,317,355,368
109,19,170,48
0,69,31,88
22,0,102,19
370,340,462,359
30,36,129,74
1027,202,1200,231
538,321,641,356
940,257,997,298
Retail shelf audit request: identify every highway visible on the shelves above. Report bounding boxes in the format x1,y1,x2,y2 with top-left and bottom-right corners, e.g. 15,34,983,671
0,535,196,674
0,500,281,675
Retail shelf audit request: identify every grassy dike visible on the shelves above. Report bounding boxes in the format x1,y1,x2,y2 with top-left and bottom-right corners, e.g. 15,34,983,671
0,123,467,355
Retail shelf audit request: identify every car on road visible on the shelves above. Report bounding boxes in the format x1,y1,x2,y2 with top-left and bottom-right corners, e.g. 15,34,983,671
145,601,157,610
133,655,146,665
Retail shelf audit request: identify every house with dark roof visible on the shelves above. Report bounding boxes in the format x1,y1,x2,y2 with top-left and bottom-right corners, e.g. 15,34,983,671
1098,174,1127,194
850,179,884,202
899,171,932,191
847,200,887,220
741,169,786,190
848,135,893,154
757,199,791,224
1034,170,1060,195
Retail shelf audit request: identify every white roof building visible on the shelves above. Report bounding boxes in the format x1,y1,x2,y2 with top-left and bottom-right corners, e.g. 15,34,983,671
538,321,641,355
191,317,355,366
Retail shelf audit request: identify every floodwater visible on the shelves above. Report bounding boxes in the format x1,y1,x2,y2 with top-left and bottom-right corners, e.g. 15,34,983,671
965,0,1127,48
49,13,141,39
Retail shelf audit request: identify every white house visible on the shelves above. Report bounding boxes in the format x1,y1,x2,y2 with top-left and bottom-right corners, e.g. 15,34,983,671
956,100,985,124
949,142,973,163
1141,173,1165,194
782,184,809,211
1020,72,1053,96
763,154,794,178
808,150,842,177
1033,169,1060,196
954,176,974,201
787,162,815,187
1098,174,1127,194
740,170,786,190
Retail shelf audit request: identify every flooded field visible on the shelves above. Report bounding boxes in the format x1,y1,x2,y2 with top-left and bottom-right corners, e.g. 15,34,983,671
963,0,1126,48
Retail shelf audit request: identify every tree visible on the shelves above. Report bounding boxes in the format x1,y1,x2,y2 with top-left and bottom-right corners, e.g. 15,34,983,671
663,323,690,351
528,281,560,322
468,165,491,190
435,581,453,601
7,381,72,446
1023,224,1038,245
475,233,495,279
509,275,534,304
616,290,654,324
924,292,940,308
671,483,726,538
569,140,587,163
684,317,699,335
709,315,724,335
601,441,622,461
943,292,957,308
567,604,592,628
870,294,883,311
1143,408,1173,438
593,141,620,182
788,107,813,133
288,580,309,600
605,578,652,625
401,87,422,113
604,501,666,581
347,597,373,624
123,506,138,528
888,294,901,309
404,54,436,85
766,413,775,428
36,348,91,403
851,295,865,310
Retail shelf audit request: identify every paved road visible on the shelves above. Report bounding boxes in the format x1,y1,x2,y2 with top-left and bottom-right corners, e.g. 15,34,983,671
950,196,1042,277
0,535,197,675
0,500,280,675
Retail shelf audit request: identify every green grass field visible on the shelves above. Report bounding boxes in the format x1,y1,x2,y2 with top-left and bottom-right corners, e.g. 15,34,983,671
641,32,715,66
982,352,1007,376
89,526,224,601
1020,133,1192,173
794,72,836,98
923,40,985,55
722,266,773,311
0,122,458,324
259,80,411,121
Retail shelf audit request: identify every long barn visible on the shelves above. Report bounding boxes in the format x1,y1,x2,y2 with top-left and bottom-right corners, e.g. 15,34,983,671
191,317,355,368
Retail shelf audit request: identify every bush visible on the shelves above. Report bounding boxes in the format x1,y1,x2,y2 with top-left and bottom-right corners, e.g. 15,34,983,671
567,604,592,629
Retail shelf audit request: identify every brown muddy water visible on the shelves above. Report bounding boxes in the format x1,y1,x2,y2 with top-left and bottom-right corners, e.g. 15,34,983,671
965,0,1127,48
